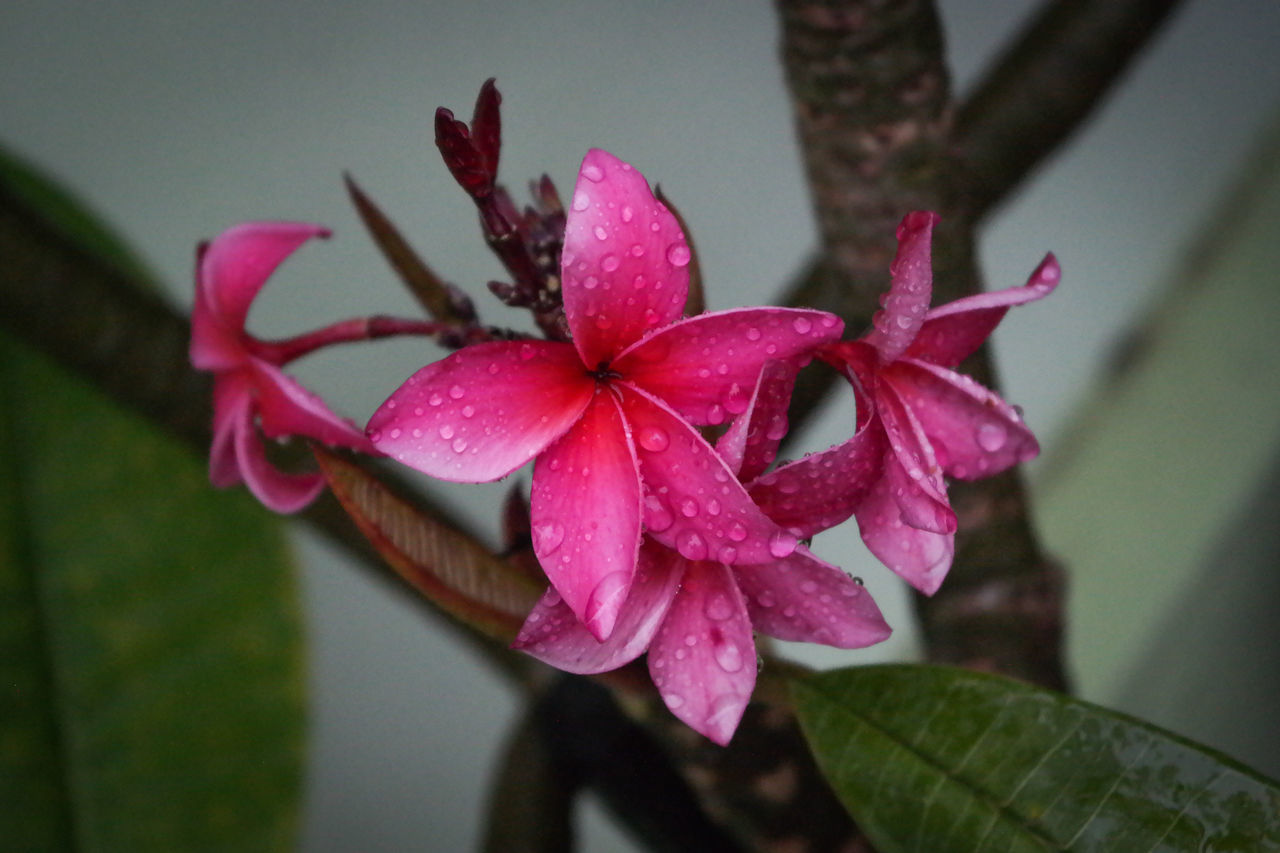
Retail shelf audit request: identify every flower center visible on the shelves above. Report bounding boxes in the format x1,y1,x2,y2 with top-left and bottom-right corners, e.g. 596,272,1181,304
588,359,622,383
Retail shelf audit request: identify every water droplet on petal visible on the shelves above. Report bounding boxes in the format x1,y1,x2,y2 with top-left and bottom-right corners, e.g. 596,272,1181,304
704,592,734,621
727,522,748,542
582,275,599,290
585,571,629,631
768,530,798,558
792,316,813,334
601,254,621,272
717,545,737,563
449,385,465,399
977,422,1008,452
582,163,605,182
663,692,685,710
666,243,691,267
451,437,468,453
572,190,591,211
638,426,670,452
438,424,455,440
532,522,565,554
745,327,762,341
594,225,609,241
714,640,743,673
756,590,776,608
621,205,634,222
461,405,475,418
644,494,674,533
676,530,708,561
679,498,699,518
428,393,443,406
705,498,721,517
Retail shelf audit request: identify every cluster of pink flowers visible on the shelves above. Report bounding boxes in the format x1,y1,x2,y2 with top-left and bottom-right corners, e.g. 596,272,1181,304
191,109,1055,745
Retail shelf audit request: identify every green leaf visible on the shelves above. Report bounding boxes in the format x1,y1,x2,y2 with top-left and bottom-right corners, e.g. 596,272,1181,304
0,145,158,289
793,664,1280,852
313,445,542,641
0,332,305,851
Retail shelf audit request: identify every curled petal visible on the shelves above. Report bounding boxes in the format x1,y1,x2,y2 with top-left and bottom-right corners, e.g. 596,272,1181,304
367,340,593,483
251,360,375,452
614,307,843,426
854,465,954,594
885,359,1039,479
512,540,684,673
716,360,798,483
648,560,756,746
735,547,891,648
231,390,326,513
621,386,798,566
197,221,330,335
530,392,641,641
190,288,247,371
863,211,938,363
209,373,252,488
907,253,1060,367
748,421,887,538
876,382,956,535
562,149,690,366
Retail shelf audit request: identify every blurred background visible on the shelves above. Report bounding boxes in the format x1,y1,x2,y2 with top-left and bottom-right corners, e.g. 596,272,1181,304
4,0,1279,849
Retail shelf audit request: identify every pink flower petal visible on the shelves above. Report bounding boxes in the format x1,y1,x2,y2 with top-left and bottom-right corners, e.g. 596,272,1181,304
613,307,843,426
209,373,251,488
620,385,799,566
368,340,594,483
231,390,327,513
748,421,887,538
715,360,798,483
251,360,375,452
561,149,690,367
735,547,891,648
883,359,1039,479
647,560,756,745
512,540,684,673
906,253,1060,367
189,288,247,371
876,381,956,535
862,211,938,363
198,221,330,335
530,391,642,641
854,464,954,594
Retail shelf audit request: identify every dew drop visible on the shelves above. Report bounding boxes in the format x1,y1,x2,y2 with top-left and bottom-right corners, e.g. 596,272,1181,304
582,275,599,290
976,422,1008,452
745,326,762,342
666,243,691,267
582,163,604,182
705,498,721,517
792,316,813,334
601,254,621,272
388,427,402,439
705,592,734,621
451,437,468,453
707,404,726,425
532,522,565,554
676,530,708,561
637,426,670,452
727,522,748,542
438,424,455,440
644,494,674,533
593,225,609,241
572,190,590,211
630,244,645,257
663,692,685,710
717,545,737,563
621,205,634,222
679,498,699,518
768,530,798,558
714,640,744,673
756,590,776,608
585,571,629,631
896,314,914,330
461,405,475,418
800,579,818,595
449,384,465,399
428,393,444,407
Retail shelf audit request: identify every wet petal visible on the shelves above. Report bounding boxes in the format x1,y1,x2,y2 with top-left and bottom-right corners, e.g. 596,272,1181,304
198,221,329,334
189,288,247,371
748,421,887,538
854,462,954,594
863,211,938,363
232,392,326,513
368,340,593,482
735,547,891,649
620,385,798,566
648,560,755,745
251,360,375,452
885,359,1039,479
614,307,842,426
906,253,1059,367
512,540,684,673
876,381,956,535
561,149,690,366
716,360,798,483
530,391,642,641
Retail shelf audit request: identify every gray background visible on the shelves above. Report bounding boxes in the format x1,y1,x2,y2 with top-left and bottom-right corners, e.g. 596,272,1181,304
5,1,1280,849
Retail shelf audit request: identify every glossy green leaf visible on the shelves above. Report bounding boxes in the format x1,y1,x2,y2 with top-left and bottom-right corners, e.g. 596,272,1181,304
313,446,542,641
793,664,1280,852
0,333,305,850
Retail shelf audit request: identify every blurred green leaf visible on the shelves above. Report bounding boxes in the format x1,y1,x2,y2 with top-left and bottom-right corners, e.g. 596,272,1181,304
0,332,305,851
0,145,157,288
793,664,1280,852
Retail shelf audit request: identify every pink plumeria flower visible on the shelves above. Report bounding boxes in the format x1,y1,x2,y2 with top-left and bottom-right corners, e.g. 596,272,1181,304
368,149,844,641
802,211,1059,593
513,361,890,745
190,222,378,513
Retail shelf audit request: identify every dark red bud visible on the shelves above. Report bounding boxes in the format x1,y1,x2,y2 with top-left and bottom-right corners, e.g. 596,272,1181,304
434,106,492,197
470,78,502,179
